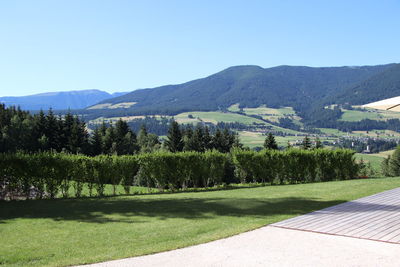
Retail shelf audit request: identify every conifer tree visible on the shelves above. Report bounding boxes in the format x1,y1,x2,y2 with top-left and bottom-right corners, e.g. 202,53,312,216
286,141,292,150
389,147,400,176
264,133,278,150
183,126,194,151
381,155,391,176
315,137,323,149
103,125,116,154
137,124,148,149
165,120,183,152
302,135,312,150
90,127,103,155
192,125,205,152
212,128,225,152
222,128,234,152
44,109,60,151
69,117,89,154
114,119,138,155
203,126,212,150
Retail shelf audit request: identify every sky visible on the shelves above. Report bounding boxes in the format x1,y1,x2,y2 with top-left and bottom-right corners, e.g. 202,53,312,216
0,0,399,97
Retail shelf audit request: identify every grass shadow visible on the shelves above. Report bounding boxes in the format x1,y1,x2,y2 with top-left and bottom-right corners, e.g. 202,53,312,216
0,195,349,224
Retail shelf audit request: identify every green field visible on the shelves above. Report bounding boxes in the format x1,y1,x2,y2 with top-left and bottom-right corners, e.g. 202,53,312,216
174,111,304,135
339,109,382,122
242,105,300,124
318,128,349,136
237,131,303,148
355,149,394,173
174,111,264,125
238,131,337,148
355,153,384,172
2,177,400,267
86,106,400,149
339,108,400,122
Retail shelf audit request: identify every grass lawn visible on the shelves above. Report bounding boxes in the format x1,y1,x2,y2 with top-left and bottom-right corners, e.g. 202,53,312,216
2,177,400,267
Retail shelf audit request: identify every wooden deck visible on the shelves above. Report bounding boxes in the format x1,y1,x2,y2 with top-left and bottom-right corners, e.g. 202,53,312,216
271,187,400,244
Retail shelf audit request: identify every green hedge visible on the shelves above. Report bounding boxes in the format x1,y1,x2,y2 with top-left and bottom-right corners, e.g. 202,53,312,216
0,149,359,200
232,149,358,184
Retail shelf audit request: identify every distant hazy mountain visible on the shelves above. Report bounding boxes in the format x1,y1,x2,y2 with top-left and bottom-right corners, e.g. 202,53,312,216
0,89,129,110
90,64,394,116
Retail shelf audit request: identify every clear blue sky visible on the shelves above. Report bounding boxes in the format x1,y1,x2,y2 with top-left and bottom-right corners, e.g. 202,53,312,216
1,0,399,96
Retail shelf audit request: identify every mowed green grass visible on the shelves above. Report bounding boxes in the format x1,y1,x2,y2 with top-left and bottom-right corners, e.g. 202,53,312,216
2,178,400,267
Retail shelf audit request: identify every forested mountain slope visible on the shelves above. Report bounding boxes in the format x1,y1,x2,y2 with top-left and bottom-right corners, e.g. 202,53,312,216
91,64,393,116
325,64,400,105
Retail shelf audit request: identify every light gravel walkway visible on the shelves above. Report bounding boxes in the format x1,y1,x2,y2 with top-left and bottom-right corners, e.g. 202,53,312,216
81,226,400,267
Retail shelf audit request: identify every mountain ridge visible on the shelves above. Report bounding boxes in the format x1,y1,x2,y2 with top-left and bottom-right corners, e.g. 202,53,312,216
0,89,129,110
91,63,395,116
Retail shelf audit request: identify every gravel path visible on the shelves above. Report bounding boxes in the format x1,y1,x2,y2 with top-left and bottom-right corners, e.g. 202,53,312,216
80,226,400,267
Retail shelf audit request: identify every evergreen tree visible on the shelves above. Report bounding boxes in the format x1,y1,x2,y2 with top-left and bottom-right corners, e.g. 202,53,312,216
203,126,212,150
183,126,194,151
232,132,243,149
69,117,89,154
315,137,323,149
165,120,183,152
137,124,148,149
212,128,225,152
381,155,391,176
192,125,205,152
302,135,312,150
90,127,103,155
389,147,400,176
264,133,278,150
32,110,47,151
114,119,138,155
145,133,161,152
103,125,116,154
62,112,74,150
286,141,292,150
45,109,60,151
222,128,235,152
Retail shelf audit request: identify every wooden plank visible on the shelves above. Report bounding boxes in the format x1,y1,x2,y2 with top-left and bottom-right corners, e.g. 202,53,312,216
271,187,400,244
273,189,399,228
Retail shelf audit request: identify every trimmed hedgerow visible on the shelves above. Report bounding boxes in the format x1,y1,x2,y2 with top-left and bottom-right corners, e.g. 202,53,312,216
0,148,359,200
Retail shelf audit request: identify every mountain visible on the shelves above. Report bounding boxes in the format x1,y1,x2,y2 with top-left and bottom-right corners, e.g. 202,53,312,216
89,64,394,116
325,64,400,105
0,89,129,110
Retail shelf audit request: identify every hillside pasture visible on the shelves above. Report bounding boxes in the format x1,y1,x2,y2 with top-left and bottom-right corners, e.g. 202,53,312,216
339,107,400,122
88,102,137,110
243,105,300,123
339,109,382,122
174,111,265,125
237,132,333,148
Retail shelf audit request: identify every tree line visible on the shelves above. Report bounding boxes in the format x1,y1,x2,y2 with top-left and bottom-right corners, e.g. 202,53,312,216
0,104,241,155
